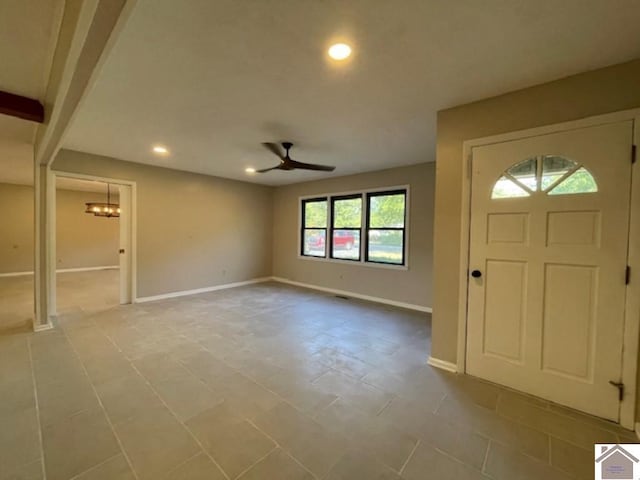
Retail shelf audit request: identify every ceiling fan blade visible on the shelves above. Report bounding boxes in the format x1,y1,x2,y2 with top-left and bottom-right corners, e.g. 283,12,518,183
256,164,285,173
262,142,285,159
287,159,336,172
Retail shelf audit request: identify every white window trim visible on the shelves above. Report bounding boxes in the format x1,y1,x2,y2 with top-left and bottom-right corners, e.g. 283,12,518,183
298,184,410,270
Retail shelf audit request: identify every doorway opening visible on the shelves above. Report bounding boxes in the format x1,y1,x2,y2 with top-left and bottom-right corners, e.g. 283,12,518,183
50,171,136,319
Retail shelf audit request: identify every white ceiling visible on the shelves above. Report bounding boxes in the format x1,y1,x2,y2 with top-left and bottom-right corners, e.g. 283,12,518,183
0,0,63,187
56,176,120,195
57,1,640,185
0,0,61,99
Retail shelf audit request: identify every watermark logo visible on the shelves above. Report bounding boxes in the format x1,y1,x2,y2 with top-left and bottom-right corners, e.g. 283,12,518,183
595,444,640,480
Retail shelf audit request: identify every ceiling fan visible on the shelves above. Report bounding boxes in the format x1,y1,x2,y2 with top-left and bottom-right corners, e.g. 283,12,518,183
257,142,336,173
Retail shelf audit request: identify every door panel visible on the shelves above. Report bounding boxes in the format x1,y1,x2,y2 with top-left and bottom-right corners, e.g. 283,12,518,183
467,121,633,421
483,260,527,363
541,263,596,380
487,213,529,244
546,211,600,246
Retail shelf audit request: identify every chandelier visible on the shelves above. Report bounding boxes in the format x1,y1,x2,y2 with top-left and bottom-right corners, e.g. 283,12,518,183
85,183,120,218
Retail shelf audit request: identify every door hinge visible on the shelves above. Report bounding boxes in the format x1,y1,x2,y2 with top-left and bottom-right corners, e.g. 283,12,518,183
609,380,625,401
632,144,637,164
626,266,631,285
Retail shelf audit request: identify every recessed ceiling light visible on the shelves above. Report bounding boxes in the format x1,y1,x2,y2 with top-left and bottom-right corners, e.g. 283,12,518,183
328,43,352,60
245,167,256,174
152,145,169,155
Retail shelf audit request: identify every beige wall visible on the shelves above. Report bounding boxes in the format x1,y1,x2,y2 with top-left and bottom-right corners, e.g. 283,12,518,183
56,188,119,269
53,149,274,298
52,151,432,306
272,163,434,308
0,183,119,273
433,59,640,363
0,183,35,273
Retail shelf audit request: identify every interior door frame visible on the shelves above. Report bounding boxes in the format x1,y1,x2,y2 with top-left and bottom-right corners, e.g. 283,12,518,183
458,108,640,429
49,170,137,313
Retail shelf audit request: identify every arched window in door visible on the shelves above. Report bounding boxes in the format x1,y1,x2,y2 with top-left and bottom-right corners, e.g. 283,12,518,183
491,155,598,199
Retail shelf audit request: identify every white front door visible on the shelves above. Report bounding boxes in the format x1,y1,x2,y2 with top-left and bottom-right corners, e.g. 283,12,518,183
467,121,633,420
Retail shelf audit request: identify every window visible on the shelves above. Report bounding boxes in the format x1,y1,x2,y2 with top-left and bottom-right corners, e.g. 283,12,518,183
331,195,362,261
301,198,328,257
491,155,597,199
299,187,408,267
366,190,407,265
547,167,597,195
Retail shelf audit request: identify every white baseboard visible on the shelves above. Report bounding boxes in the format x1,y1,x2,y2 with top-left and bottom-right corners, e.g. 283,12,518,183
57,265,119,274
0,265,119,278
135,277,272,303
271,276,432,313
427,356,458,373
0,270,33,278
33,322,54,332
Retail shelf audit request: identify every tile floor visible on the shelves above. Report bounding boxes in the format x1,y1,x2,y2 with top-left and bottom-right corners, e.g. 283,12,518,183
0,268,119,332
0,277,635,479
0,273,35,332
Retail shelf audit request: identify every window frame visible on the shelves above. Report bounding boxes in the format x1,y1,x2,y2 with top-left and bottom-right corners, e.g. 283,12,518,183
490,155,599,199
298,185,409,270
365,189,408,267
300,197,329,258
329,194,363,262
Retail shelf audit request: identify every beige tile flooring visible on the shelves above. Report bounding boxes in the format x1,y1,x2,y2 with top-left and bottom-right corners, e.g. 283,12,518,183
0,274,35,332
0,269,119,332
0,277,636,479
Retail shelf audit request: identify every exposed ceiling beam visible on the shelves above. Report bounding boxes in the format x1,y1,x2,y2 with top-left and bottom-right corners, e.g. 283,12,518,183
35,0,136,166
0,90,44,123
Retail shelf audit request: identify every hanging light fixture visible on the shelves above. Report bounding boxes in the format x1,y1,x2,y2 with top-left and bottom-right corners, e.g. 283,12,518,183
85,183,120,218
